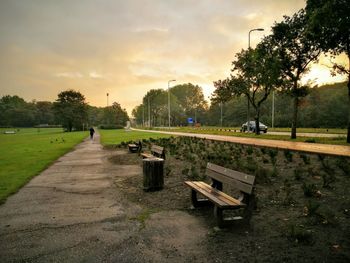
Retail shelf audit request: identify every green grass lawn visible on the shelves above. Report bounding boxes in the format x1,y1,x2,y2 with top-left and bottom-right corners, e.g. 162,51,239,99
0,128,87,203
99,129,170,146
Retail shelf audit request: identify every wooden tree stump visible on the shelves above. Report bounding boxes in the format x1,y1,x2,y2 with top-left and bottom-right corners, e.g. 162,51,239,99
142,157,164,191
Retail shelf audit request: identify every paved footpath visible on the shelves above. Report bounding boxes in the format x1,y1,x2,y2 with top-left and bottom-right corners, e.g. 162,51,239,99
132,128,350,157
0,132,142,262
0,132,208,263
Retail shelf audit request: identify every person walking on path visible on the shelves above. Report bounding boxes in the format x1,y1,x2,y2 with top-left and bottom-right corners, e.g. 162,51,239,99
89,127,95,140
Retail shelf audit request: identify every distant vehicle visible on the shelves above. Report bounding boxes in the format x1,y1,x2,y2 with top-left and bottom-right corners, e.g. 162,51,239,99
241,121,268,133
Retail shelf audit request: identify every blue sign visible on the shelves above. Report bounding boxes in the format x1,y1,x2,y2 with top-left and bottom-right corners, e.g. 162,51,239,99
187,118,194,124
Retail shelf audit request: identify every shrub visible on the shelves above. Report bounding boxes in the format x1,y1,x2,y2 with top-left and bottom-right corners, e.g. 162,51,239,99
246,146,254,155
284,150,293,162
98,124,124,129
321,172,336,188
336,157,350,175
181,167,189,176
294,168,304,181
268,149,278,165
282,179,294,205
304,138,316,143
286,224,313,244
245,157,258,173
305,200,321,217
254,167,271,184
271,166,278,177
165,165,172,176
189,165,200,180
302,183,317,197
300,154,311,165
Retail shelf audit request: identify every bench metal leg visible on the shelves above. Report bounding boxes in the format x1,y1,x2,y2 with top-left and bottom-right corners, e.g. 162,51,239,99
191,189,198,207
214,206,224,227
191,190,211,208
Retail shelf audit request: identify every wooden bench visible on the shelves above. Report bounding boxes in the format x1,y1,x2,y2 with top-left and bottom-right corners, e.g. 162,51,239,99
185,162,256,227
128,141,142,153
141,145,165,159
4,131,16,134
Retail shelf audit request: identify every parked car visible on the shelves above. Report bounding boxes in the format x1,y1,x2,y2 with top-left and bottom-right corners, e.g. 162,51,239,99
241,121,268,133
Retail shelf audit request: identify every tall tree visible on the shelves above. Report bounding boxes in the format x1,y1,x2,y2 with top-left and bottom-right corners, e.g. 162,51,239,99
170,83,208,124
35,101,54,125
132,104,145,126
103,102,129,127
143,89,168,127
213,39,282,134
306,0,350,142
53,90,88,132
0,95,36,127
271,9,320,139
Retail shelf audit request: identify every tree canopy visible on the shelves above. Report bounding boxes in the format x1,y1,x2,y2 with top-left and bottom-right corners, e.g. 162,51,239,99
306,0,350,142
53,90,88,132
133,83,208,127
213,38,282,134
270,9,320,138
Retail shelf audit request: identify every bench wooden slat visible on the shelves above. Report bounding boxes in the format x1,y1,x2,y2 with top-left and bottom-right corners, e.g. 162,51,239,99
184,181,244,208
141,153,153,158
206,169,254,194
185,181,228,207
151,145,164,155
196,181,244,207
207,163,255,185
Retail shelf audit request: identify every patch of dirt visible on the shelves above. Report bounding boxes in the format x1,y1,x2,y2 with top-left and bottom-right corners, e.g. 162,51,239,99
108,150,142,165
107,139,350,263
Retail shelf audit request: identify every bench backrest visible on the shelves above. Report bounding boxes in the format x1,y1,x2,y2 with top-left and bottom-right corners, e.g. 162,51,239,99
151,145,164,157
205,162,255,194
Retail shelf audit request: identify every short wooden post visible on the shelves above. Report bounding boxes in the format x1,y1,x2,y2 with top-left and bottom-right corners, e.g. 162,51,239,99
142,157,164,191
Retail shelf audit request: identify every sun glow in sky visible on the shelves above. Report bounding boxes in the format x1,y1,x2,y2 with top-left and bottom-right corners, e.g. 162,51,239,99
0,0,347,114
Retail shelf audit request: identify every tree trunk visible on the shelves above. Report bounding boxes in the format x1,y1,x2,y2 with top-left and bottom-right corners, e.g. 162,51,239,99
68,122,72,132
255,108,260,135
291,96,299,139
142,157,164,191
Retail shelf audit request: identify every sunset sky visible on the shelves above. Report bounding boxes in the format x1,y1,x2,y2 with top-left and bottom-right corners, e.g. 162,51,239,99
0,0,347,114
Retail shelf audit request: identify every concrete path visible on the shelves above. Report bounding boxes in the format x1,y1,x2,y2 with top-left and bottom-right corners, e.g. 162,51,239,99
132,128,350,157
0,132,208,262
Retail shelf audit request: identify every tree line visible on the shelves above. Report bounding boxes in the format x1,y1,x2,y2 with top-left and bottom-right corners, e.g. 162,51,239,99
0,90,129,131
132,83,208,127
132,81,348,129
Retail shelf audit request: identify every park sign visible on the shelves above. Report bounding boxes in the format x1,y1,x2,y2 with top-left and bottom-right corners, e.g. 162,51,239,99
187,118,194,124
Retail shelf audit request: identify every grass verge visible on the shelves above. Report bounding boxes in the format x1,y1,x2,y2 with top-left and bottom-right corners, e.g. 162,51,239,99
0,128,87,203
99,129,171,146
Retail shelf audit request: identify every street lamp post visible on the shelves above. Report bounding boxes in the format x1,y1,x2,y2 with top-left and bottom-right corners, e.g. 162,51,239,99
220,102,223,127
247,28,264,132
148,96,151,127
272,90,275,128
168,79,176,128
142,103,145,127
